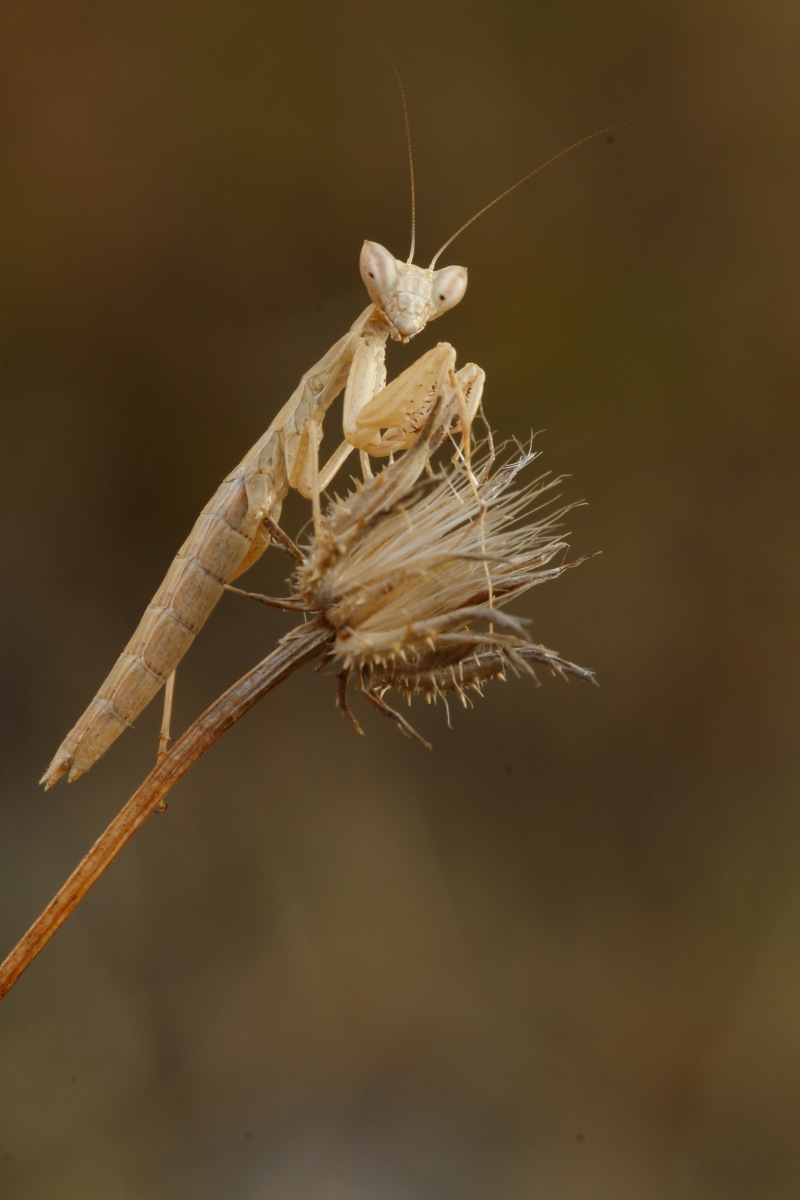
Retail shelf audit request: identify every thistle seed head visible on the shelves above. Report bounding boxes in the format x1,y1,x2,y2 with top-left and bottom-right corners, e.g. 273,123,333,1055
291,400,594,729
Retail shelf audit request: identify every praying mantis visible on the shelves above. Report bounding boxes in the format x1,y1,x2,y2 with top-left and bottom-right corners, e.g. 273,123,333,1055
41,120,618,789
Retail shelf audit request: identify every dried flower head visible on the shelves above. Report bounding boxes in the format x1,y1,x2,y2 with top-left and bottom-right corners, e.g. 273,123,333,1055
287,396,595,744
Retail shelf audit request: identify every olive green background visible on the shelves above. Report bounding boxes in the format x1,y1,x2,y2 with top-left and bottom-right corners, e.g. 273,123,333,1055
2,2,799,1197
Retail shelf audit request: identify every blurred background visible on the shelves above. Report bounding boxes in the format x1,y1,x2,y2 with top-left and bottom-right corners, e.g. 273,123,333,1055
2,1,799,1196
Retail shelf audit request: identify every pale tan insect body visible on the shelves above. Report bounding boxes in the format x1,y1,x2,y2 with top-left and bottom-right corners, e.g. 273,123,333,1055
42,244,482,787
43,124,618,788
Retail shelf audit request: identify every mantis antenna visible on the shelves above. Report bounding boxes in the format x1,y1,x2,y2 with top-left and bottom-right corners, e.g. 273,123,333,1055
389,60,417,264
429,123,626,268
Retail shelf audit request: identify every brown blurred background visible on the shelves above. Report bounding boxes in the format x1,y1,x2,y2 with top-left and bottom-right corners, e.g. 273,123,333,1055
2,1,799,1197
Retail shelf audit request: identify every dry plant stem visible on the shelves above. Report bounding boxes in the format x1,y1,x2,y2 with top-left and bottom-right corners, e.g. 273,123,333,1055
0,617,332,1001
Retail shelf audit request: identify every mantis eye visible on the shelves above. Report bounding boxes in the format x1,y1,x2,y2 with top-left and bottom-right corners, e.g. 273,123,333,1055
430,264,468,316
360,241,398,296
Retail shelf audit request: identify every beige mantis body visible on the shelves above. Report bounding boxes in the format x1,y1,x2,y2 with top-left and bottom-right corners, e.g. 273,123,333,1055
41,119,618,789
42,243,484,787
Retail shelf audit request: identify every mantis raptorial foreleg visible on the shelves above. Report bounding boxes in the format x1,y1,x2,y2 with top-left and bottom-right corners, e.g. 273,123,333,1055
351,350,484,462
317,342,484,491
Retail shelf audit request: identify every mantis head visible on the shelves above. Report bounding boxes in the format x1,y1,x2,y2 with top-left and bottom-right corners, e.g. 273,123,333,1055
360,240,468,343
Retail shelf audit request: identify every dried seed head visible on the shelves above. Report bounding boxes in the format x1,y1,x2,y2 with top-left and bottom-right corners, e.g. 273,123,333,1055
292,400,594,728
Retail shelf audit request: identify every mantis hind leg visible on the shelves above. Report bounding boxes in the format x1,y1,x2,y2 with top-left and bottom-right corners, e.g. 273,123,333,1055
153,671,177,811
157,672,175,764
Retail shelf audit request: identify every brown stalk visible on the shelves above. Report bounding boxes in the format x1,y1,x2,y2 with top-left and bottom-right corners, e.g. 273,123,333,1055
0,617,333,1001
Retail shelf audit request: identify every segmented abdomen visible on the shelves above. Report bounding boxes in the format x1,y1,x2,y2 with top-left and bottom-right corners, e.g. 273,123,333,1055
42,470,260,787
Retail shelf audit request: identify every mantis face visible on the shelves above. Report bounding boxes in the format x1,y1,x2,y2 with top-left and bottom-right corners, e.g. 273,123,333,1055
359,240,468,343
